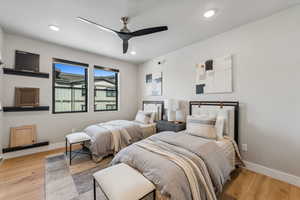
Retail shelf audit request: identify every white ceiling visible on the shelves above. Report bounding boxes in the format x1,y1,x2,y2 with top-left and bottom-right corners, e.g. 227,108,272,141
0,0,299,64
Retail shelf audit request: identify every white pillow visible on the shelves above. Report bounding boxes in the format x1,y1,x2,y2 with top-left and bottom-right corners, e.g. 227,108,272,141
186,115,217,139
135,110,152,124
215,116,225,140
217,110,229,136
149,112,156,123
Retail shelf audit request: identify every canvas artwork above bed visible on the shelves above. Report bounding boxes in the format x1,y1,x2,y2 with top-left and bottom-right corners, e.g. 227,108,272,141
145,72,163,96
196,55,233,94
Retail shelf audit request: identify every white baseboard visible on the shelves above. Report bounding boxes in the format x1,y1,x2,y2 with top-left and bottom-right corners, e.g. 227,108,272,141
2,142,65,159
244,161,300,187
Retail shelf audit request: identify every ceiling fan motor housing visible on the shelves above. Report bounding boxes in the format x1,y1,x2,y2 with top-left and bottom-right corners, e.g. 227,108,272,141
120,17,131,33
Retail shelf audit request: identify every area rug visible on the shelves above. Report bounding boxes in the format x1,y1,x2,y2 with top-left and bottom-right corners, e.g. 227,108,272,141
45,153,235,200
45,153,112,200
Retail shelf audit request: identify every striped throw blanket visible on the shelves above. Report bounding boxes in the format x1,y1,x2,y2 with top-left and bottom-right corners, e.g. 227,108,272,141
98,122,132,154
137,140,217,200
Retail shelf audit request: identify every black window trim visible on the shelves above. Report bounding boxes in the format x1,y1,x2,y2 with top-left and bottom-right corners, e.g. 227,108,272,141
94,65,119,112
52,58,89,114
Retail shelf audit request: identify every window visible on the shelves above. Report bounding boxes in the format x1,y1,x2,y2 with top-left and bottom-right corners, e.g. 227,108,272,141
106,90,116,97
94,66,119,111
106,104,117,110
52,58,88,113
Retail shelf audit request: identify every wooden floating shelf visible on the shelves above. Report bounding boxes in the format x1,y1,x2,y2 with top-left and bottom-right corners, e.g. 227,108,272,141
2,141,49,153
3,106,50,112
3,68,49,78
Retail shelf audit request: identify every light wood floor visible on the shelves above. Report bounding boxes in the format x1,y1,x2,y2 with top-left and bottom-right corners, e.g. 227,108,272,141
0,148,299,200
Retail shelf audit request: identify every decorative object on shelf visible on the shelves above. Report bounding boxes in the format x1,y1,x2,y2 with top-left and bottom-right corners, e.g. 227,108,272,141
157,120,186,132
196,55,232,94
164,99,180,122
15,87,39,107
145,72,162,96
10,125,37,148
15,50,40,72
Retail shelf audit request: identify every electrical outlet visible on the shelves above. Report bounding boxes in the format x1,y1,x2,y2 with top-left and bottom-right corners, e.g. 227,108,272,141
242,144,248,152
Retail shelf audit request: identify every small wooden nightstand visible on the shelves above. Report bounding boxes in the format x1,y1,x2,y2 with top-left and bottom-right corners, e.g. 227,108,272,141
156,120,186,133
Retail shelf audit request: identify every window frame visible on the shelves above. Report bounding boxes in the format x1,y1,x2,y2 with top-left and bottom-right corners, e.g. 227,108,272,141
52,58,89,114
94,65,119,112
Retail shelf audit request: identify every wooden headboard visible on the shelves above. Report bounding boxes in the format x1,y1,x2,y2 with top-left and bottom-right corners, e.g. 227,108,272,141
189,101,239,143
142,101,164,121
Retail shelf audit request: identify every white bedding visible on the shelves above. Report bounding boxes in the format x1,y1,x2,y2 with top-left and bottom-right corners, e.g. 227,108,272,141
178,130,236,168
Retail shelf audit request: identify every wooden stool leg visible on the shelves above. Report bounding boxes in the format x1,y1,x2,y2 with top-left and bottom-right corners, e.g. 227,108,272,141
93,178,96,200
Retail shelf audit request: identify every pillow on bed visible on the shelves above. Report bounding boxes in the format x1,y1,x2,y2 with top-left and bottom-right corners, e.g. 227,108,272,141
215,115,225,140
149,112,156,123
135,110,152,124
186,115,217,139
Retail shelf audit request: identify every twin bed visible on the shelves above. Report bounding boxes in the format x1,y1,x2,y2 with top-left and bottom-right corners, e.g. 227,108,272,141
111,101,242,200
83,101,164,161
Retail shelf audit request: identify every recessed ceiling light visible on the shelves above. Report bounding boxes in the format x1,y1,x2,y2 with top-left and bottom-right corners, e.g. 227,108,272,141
130,51,136,55
203,9,216,18
49,25,60,31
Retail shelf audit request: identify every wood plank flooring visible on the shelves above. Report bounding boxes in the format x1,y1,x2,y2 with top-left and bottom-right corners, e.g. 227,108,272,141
0,148,299,200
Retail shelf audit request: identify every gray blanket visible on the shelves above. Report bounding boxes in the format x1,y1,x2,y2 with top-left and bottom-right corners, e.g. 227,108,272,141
111,131,234,200
84,120,144,161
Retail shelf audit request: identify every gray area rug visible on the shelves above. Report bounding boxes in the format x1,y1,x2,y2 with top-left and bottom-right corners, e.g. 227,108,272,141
45,153,154,200
45,153,110,200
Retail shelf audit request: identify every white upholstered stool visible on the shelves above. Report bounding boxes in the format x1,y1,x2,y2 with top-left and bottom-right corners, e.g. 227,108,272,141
65,132,91,165
93,163,155,200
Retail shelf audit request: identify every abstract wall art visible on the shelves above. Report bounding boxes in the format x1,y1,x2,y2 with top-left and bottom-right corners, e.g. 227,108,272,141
145,72,162,96
195,55,233,94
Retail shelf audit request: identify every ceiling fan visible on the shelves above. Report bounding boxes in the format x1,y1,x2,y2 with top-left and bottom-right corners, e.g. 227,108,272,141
77,16,168,54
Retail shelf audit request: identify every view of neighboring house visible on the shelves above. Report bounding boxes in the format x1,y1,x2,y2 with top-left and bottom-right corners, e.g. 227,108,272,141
54,63,118,113
94,75,117,111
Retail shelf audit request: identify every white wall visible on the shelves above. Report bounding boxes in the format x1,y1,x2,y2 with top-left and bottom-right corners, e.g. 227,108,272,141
138,6,300,177
0,26,4,156
2,33,138,148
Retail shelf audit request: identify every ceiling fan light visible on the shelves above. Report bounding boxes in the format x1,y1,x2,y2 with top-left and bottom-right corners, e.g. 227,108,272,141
203,10,216,18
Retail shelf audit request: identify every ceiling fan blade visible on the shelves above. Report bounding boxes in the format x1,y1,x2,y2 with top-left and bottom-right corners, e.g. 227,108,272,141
77,17,118,35
123,40,129,54
131,26,168,37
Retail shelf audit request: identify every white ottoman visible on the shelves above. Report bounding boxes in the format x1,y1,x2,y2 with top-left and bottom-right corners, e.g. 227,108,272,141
65,132,91,165
93,163,155,200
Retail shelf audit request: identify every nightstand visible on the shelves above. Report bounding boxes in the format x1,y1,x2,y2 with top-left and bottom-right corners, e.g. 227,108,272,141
156,120,186,133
